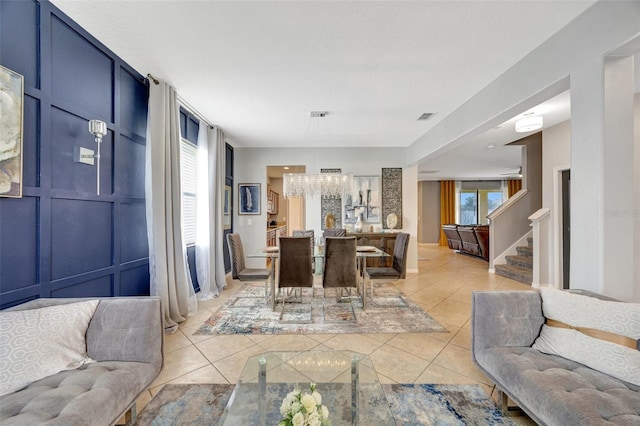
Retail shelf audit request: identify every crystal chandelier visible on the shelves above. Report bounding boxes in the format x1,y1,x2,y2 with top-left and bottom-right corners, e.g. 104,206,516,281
283,172,353,199
282,111,353,198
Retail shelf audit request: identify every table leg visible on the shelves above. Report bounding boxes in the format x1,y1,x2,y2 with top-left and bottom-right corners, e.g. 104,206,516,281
270,256,277,311
258,357,267,426
361,259,368,311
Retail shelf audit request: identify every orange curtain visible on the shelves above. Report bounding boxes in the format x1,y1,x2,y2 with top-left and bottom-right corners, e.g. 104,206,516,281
507,179,522,198
439,180,456,246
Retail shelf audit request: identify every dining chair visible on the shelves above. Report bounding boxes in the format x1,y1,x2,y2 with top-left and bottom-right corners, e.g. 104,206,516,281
364,232,410,306
323,228,346,238
292,229,315,269
322,236,358,303
277,236,314,320
226,233,272,300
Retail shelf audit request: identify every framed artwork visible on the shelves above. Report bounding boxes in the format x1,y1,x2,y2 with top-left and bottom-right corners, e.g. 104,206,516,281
223,185,231,229
344,175,380,224
0,65,24,198
239,183,260,215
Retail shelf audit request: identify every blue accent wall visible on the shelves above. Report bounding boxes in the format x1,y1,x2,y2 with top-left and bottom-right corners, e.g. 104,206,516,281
0,0,150,308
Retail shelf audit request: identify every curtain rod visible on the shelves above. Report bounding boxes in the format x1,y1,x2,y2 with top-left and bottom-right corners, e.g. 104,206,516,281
147,73,215,129
177,95,215,129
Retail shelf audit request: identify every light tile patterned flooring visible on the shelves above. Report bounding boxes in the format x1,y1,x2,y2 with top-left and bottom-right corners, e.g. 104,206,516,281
133,244,536,424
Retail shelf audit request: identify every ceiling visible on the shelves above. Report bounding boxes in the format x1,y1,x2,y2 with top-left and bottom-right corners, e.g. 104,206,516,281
51,0,596,179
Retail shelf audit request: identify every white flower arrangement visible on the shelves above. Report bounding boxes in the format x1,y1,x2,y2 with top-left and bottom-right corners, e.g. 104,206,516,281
278,383,331,426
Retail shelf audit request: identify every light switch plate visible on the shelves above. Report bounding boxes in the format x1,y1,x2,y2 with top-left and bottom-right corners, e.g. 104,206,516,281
74,146,95,165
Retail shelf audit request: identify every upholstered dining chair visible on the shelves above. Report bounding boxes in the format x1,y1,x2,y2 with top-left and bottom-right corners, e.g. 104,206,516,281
226,233,272,300
364,232,410,306
277,236,314,319
292,229,315,268
322,236,358,302
323,228,347,238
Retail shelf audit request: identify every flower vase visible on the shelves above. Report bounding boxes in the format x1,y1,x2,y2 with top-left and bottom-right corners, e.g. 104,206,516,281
354,213,363,233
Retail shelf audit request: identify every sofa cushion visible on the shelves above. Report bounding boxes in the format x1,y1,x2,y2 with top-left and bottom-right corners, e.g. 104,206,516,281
0,361,158,425
476,346,640,425
0,300,99,397
532,288,640,386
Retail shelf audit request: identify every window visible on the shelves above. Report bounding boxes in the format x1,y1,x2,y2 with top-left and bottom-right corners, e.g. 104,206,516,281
458,181,504,225
460,190,478,224
180,139,197,245
179,108,200,247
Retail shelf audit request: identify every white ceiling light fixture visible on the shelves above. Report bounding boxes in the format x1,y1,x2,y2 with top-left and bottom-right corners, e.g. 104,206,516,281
515,115,543,133
283,112,353,199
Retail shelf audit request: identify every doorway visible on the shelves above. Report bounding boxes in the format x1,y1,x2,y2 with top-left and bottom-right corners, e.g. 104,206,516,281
561,169,571,289
266,165,305,237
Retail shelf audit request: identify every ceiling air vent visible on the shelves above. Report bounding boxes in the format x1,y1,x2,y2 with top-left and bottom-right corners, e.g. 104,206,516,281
417,113,435,121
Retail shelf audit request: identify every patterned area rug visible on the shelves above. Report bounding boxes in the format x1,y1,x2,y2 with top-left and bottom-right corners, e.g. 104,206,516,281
194,282,447,335
135,383,517,425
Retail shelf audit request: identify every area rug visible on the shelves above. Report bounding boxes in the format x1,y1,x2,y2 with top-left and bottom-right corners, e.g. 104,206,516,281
135,383,518,425
194,282,447,335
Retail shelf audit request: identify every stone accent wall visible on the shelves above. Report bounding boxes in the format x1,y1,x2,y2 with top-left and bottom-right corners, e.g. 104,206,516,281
382,168,402,229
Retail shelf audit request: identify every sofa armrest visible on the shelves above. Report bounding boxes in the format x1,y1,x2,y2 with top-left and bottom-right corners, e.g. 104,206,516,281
86,297,163,368
471,291,544,357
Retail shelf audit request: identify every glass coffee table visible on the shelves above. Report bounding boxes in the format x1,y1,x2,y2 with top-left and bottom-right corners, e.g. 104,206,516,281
218,351,396,425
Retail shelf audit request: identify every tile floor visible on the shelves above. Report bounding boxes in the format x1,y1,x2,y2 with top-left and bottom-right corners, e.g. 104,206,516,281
133,244,537,424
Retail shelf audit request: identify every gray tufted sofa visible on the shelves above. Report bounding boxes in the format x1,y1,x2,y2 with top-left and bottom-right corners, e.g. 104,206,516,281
0,297,163,426
471,290,640,425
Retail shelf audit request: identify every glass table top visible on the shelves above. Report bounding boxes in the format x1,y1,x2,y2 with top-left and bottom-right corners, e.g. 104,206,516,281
219,351,396,425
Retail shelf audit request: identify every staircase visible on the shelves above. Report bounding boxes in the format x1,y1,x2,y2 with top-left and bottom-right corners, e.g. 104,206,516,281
495,237,533,285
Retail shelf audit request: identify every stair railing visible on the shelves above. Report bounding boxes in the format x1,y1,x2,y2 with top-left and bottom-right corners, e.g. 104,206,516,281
528,208,550,288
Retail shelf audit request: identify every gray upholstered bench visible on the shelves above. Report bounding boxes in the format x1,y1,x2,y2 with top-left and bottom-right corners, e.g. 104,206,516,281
0,297,163,425
471,290,640,425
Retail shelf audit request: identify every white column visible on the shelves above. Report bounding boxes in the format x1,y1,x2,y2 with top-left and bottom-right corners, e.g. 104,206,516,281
602,56,636,301
570,55,636,299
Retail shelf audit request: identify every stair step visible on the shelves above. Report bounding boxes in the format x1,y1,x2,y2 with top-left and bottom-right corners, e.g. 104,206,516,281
505,255,533,269
527,237,533,248
516,246,533,257
495,264,533,285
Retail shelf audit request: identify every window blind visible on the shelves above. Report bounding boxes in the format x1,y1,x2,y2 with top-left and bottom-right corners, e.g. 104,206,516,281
180,139,198,245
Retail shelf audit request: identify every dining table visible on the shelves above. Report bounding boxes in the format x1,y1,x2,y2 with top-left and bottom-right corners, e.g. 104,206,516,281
247,245,390,311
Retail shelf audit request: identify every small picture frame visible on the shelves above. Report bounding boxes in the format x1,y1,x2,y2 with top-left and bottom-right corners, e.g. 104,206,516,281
239,183,260,215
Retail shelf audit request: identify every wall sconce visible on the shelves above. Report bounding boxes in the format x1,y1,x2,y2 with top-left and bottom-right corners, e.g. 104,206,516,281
88,119,107,195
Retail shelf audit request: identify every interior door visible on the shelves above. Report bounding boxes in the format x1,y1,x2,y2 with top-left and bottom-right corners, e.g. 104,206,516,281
287,197,305,235
561,169,571,289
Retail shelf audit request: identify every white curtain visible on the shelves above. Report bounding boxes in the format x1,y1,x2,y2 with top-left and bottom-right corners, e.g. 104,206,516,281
195,124,228,299
145,81,197,333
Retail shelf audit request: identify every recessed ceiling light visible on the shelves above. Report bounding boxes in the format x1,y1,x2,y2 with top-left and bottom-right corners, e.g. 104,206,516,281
283,166,290,170
487,144,496,149
494,125,504,129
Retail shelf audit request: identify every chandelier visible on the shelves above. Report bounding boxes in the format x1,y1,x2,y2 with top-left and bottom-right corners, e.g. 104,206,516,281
283,172,353,199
